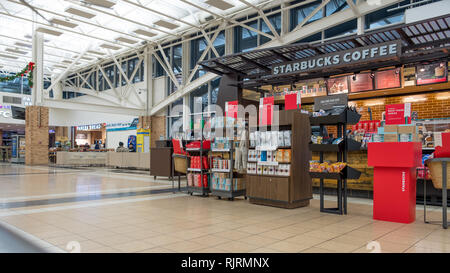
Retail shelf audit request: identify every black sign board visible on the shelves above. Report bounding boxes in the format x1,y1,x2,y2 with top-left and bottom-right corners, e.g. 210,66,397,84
314,94,348,111
272,40,402,76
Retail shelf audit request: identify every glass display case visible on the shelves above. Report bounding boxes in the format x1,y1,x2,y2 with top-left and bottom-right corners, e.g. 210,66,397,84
413,118,450,149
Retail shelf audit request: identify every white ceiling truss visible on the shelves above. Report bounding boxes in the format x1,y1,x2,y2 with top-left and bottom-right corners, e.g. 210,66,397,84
0,0,408,115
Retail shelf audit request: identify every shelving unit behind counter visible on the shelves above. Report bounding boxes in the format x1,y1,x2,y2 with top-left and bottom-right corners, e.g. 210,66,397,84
246,109,312,209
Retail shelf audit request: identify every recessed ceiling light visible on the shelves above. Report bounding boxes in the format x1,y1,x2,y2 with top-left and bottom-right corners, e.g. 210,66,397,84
84,0,116,8
73,55,94,61
154,20,178,30
14,42,32,48
133,29,157,37
65,6,96,19
54,65,68,69
116,37,138,44
100,44,121,50
6,48,28,55
0,54,18,59
49,18,78,28
205,0,234,10
36,27,63,36
87,50,106,56
62,60,81,65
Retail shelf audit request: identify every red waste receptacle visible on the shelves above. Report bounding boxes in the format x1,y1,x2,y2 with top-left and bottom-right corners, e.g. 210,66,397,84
368,142,422,224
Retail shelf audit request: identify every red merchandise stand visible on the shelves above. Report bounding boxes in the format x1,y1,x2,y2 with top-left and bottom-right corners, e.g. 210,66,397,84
368,142,422,223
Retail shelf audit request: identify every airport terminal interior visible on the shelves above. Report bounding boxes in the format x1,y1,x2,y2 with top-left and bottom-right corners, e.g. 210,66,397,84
0,0,450,253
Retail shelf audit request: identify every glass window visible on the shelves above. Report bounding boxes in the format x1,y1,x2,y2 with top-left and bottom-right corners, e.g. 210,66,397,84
140,59,144,82
324,19,357,39
191,37,208,70
105,65,114,89
172,44,182,75
296,32,322,43
234,19,258,53
98,70,104,91
190,84,208,113
128,57,137,83
260,12,281,45
365,0,409,29
325,0,349,16
114,65,120,88
213,31,225,57
210,77,220,107
153,53,166,78
121,61,127,86
290,0,323,31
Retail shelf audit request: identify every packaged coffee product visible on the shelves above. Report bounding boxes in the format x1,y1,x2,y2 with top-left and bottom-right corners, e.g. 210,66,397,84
284,130,292,146
284,149,291,163
276,149,284,162
278,131,285,147
255,131,261,147
271,131,278,147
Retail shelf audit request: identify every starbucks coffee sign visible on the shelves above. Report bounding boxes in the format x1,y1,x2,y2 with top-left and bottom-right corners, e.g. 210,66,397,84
272,40,401,76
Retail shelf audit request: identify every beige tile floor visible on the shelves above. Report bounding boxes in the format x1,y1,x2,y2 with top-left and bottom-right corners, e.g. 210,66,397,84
0,163,449,253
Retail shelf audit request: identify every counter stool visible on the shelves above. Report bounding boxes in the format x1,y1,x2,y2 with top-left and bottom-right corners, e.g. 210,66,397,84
424,158,450,229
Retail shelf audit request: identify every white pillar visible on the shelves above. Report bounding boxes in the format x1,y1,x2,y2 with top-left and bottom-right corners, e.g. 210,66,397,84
357,16,365,35
32,30,44,106
52,76,63,100
145,47,153,116
183,94,190,133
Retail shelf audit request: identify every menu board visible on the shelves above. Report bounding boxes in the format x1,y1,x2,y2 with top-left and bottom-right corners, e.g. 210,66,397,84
416,62,447,85
349,73,373,93
375,68,401,89
327,76,349,95
403,66,416,86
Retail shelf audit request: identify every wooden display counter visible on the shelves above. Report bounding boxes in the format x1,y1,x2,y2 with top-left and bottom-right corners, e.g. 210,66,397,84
56,151,108,166
107,152,150,169
246,109,313,209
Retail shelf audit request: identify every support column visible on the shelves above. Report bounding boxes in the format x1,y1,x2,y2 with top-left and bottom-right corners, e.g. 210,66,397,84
32,30,44,106
139,115,166,148
145,47,153,116
25,106,49,165
357,16,365,35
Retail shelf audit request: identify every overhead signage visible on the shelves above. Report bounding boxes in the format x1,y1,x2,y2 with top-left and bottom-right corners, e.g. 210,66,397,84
314,94,348,111
350,73,374,93
271,40,402,76
77,123,103,131
416,62,448,85
375,68,401,89
327,76,349,95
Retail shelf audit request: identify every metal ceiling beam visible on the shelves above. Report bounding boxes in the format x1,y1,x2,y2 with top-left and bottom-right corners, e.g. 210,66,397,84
43,99,144,116
66,0,179,38
150,0,402,115
237,0,281,40
8,0,149,44
0,11,135,49
179,0,275,40
292,0,330,32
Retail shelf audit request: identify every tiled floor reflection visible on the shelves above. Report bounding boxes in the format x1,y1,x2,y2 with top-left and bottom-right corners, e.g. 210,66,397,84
0,163,449,253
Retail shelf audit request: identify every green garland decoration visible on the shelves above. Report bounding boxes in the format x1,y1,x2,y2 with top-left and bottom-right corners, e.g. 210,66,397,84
0,62,36,88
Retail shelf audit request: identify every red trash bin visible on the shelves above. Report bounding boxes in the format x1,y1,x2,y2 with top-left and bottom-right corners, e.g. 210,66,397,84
368,142,422,223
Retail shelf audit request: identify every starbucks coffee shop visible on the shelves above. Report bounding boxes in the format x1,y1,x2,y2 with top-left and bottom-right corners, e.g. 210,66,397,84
200,14,450,208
